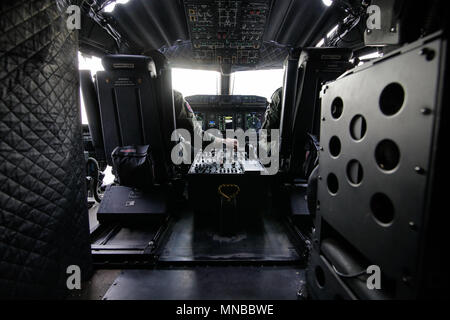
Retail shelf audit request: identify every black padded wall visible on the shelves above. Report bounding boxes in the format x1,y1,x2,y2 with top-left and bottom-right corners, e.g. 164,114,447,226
0,0,92,298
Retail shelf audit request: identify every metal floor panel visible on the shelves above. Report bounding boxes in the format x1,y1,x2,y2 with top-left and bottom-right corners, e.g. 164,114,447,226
103,266,305,300
69,269,121,300
158,213,300,262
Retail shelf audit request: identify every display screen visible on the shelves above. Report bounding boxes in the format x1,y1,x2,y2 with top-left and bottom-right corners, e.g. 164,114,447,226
217,115,234,131
224,116,233,130
245,112,262,130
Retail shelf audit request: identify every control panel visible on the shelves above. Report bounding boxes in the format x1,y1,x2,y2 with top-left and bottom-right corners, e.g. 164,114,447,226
186,95,267,131
189,150,265,175
184,0,270,67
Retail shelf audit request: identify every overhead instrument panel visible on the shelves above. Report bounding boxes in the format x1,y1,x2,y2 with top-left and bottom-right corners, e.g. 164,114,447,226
184,0,271,67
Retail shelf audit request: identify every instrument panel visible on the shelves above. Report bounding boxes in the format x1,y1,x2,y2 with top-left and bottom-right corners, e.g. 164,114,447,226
188,150,265,175
184,0,270,67
185,95,267,131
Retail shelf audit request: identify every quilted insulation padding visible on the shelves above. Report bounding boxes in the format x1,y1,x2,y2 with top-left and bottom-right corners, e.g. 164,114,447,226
0,0,92,298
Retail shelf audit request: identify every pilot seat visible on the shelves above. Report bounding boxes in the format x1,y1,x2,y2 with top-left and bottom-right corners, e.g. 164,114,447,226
92,54,176,224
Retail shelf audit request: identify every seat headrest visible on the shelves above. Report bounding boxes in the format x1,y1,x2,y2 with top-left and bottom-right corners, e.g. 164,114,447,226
102,55,157,77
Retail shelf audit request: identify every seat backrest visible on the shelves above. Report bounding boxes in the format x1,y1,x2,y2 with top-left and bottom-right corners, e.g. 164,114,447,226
289,47,353,178
146,50,176,153
79,70,106,162
95,54,170,183
279,49,301,161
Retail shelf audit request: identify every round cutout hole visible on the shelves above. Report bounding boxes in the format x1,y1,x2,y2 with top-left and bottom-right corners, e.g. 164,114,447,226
347,160,364,185
375,139,400,171
379,83,405,116
370,193,395,225
350,115,367,141
327,173,339,195
315,266,326,288
331,97,344,119
329,136,341,157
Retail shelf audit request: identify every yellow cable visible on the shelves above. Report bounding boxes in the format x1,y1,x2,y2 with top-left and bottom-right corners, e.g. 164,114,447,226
218,184,240,202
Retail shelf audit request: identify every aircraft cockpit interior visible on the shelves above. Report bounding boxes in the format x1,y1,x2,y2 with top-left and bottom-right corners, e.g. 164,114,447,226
1,0,449,304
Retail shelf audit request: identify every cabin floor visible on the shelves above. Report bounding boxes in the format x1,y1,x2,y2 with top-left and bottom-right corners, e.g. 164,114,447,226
107,266,306,300
157,210,300,262
79,214,306,300
77,183,310,300
70,266,305,300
